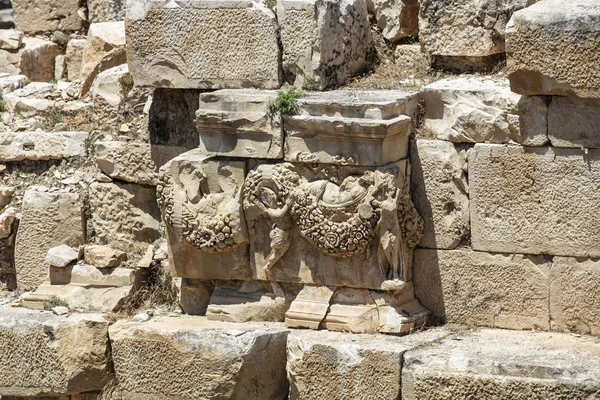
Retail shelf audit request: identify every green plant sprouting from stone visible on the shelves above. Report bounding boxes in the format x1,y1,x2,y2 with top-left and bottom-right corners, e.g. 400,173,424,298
269,87,302,116
43,295,69,310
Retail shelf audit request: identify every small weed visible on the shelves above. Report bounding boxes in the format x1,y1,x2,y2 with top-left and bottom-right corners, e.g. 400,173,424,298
43,296,68,310
52,31,69,51
47,108,64,127
264,0,276,10
269,87,302,116
0,100,7,113
119,74,134,98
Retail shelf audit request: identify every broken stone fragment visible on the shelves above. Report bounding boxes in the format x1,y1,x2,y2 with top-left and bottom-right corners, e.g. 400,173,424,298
84,244,127,269
51,306,69,315
0,29,23,50
0,185,14,208
12,0,83,33
19,37,61,82
0,206,16,239
367,0,418,42
94,141,158,185
91,64,129,108
45,245,79,268
88,0,127,23
0,132,89,162
65,38,86,82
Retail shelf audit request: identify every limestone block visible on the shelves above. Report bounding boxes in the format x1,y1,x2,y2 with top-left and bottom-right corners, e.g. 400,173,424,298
0,185,14,208
54,54,65,81
0,49,22,75
410,139,469,249
284,285,335,329
65,39,86,82
0,29,23,50
206,280,298,323
157,150,251,280
403,329,600,400
12,0,83,33
80,21,126,95
548,97,600,148
196,89,283,159
5,98,54,118
470,144,600,257
126,0,280,89
0,75,29,96
0,207,16,239
45,245,78,268
179,278,213,315
88,0,126,23
413,249,551,330
506,0,600,98
67,264,136,287
244,159,423,290
421,77,548,145
283,91,417,166
0,308,109,397
277,0,373,89
419,0,531,71
366,0,418,42
91,64,129,108
550,257,600,337
84,244,127,268
0,132,88,162
15,187,84,291
88,182,161,254
287,328,449,400
19,37,60,82
109,317,289,400
95,141,158,185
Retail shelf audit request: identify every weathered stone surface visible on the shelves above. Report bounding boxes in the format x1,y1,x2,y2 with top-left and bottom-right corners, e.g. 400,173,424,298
0,132,88,162
109,317,289,400
0,75,29,95
88,0,126,23
470,144,600,257
285,285,335,329
421,77,548,145
179,278,213,315
126,0,280,89
0,207,16,239
20,37,60,82
0,308,109,397
15,187,84,291
45,245,79,268
0,49,22,75
91,64,129,108
506,0,600,98
548,97,600,148
206,281,298,323
81,21,126,95
95,141,158,185
550,257,600,337
88,182,161,254
65,38,86,82
84,244,127,268
284,91,417,165
54,54,66,81
12,0,83,33
413,249,550,330
277,0,373,89
0,29,23,50
403,328,600,400
0,185,14,208
157,151,251,280
419,0,531,70
410,139,469,249
149,88,201,148
287,328,448,400
367,0,418,42
196,89,283,159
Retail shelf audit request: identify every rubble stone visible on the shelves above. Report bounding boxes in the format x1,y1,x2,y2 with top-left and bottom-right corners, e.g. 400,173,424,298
0,132,88,162
88,0,127,23
65,39,86,82
95,141,158,185
0,207,15,239
19,37,60,82
366,0,418,42
91,64,129,108
126,0,280,89
0,29,23,50
83,244,127,269
12,0,83,33
45,245,79,268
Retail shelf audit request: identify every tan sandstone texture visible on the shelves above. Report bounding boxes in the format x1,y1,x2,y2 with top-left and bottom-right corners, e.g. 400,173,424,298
410,139,469,249
287,328,449,400
421,77,548,145
366,0,418,42
15,187,84,291
403,329,600,400
506,0,600,98
470,144,600,258
413,249,550,330
12,0,83,33
0,308,110,397
548,97,600,148
126,0,280,89
0,131,88,161
419,0,532,71
19,38,61,82
65,39,87,82
277,0,373,89
88,0,127,23
95,141,158,185
109,317,289,400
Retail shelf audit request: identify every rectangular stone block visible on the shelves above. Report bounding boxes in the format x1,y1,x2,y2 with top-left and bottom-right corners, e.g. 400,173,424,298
410,139,469,249
157,150,251,280
506,0,600,98
421,77,548,145
550,257,600,337
0,132,88,162
125,0,281,89
287,328,449,400
413,249,550,330
403,329,600,400
548,97,600,148
15,187,84,291
12,0,83,32
470,144,600,257
95,141,158,185
109,317,289,400
196,90,283,159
